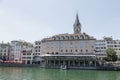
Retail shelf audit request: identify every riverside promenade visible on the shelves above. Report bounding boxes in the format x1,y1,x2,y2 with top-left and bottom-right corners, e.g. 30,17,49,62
1,61,120,71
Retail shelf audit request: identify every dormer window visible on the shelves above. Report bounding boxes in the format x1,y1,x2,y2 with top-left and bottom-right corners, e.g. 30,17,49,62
80,35,84,39
66,36,69,40
60,36,64,40
56,36,60,40
70,36,74,40
85,35,89,39
75,36,79,39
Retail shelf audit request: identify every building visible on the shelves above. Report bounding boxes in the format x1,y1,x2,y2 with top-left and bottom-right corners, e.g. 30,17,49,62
95,39,107,59
34,41,41,56
95,37,120,58
40,14,98,69
21,43,34,64
10,40,34,61
0,42,11,61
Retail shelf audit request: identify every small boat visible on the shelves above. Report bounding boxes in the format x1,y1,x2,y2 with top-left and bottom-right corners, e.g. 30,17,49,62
60,65,67,70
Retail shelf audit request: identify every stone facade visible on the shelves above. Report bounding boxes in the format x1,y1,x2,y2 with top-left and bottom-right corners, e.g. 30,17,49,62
40,14,98,69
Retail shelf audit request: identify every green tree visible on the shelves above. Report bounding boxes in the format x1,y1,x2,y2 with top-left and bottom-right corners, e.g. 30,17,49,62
105,48,118,61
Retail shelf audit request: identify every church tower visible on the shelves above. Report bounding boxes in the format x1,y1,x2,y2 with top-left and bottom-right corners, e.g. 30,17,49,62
73,13,81,34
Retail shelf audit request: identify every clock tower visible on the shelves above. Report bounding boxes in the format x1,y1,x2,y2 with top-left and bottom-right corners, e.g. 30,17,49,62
73,13,81,34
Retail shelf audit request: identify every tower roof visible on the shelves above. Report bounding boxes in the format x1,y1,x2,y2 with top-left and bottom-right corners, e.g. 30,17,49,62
74,13,81,26
73,13,81,34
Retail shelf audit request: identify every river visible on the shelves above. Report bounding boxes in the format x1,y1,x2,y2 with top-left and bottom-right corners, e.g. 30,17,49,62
0,67,120,80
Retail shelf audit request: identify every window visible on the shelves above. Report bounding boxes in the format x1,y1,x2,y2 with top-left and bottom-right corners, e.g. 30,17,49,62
66,50,68,52
65,42,68,48
70,42,73,48
86,50,88,53
23,53,26,55
91,46,94,48
80,35,84,39
75,36,79,39
60,36,64,40
56,42,59,48
51,52,54,54
75,41,78,48
51,42,54,48
47,43,49,48
56,52,58,54
85,35,89,39
66,36,69,40
75,50,78,52
70,36,74,40
71,49,72,52
61,50,63,52
85,41,88,48
35,42,38,45
81,50,83,53
56,36,60,40
60,42,63,48
80,41,82,48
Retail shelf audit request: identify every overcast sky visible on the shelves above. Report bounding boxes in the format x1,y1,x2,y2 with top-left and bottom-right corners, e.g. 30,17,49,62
0,0,120,42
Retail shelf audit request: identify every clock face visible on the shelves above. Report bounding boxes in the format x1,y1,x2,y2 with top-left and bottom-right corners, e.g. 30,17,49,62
75,27,80,32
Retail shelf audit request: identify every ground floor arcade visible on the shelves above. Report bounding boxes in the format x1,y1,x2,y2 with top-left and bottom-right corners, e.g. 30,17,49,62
41,54,99,69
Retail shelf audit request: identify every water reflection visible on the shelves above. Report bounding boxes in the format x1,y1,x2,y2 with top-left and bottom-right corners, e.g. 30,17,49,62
0,67,120,80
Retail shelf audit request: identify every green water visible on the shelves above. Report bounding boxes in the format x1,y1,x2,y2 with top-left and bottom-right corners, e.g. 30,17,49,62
0,67,120,80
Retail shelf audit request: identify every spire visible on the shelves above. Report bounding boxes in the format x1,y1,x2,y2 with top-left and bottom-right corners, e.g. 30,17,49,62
73,13,81,34
75,13,80,25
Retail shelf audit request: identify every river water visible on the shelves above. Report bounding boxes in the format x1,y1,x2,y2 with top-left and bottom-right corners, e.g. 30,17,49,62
0,67,120,80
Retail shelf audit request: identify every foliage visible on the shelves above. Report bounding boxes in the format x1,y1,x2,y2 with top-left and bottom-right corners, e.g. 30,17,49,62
105,48,118,62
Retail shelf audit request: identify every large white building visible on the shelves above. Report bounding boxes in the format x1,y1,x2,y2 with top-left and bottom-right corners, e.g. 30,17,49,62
95,37,120,58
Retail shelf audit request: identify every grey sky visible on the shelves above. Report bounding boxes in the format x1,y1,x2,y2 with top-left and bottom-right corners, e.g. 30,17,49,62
0,0,120,42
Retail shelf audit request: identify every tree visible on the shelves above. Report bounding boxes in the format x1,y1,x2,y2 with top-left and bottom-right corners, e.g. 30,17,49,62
105,48,118,62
